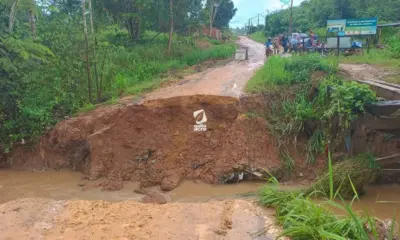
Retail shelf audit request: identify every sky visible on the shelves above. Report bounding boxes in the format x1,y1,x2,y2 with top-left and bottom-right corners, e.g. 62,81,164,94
230,0,305,28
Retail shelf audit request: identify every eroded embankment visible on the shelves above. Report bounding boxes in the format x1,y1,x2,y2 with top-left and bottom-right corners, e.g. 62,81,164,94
9,95,281,191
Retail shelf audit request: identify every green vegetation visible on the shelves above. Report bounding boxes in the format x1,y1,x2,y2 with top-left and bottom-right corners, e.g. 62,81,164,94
249,31,267,44
327,48,400,68
247,54,337,92
0,0,238,152
261,0,399,37
260,186,373,239
247,54,377,166
259,153,396,240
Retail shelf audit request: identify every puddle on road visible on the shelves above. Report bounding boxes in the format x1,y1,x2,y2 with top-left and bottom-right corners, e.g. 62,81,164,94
1,169,399,220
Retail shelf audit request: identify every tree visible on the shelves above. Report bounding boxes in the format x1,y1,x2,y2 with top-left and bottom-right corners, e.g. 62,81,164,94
8,0,19,34
82,0,92,102
210,0,236,30
88,0,99,100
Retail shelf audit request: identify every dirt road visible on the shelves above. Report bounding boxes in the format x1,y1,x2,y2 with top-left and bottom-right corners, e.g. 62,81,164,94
340,64,400,100
144,36,265,102
0,198,285,240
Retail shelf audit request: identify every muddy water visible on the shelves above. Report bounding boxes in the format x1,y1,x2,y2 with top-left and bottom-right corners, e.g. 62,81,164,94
0,170,264,204
344,185,400,220
1,170,400,221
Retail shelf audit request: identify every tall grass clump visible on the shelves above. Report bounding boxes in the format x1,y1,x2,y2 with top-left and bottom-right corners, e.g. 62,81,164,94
260,186,373,239
306,153,380,199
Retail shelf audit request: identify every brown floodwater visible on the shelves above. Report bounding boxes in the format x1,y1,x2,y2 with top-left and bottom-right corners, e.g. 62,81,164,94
1,169,400,220
0,169,264,204
340,185,400,220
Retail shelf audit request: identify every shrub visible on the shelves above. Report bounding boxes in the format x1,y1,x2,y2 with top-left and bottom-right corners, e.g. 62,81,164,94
387,35,400,59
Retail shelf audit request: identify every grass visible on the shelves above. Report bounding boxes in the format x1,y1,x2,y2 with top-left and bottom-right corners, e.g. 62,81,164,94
246,56,287,92
259,152,396,240
246,54,337,93
77,103,96,113
328,35,400,70
330,49,400,68
259,186,373,239
249,31,267,44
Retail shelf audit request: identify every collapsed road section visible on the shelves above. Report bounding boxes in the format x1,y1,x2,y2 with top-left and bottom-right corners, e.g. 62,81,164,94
9,95,281,191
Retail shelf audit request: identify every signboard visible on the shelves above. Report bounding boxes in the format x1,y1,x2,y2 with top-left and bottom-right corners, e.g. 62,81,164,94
327,19,346,33
345,18,377,35
327,17,377,36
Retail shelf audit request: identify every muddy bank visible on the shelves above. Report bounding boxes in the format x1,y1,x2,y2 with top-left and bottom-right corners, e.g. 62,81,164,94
8,95,284,190
0,198,285,240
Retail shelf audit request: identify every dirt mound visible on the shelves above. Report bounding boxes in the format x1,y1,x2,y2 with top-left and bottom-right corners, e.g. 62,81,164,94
10,95,280,190
0,198,285,240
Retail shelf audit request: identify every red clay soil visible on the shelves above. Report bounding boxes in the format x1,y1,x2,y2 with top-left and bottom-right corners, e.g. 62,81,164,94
10,95,281,190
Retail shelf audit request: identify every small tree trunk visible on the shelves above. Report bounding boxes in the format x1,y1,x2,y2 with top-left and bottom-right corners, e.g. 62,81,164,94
29,9,36,40
168,0,173,54
82,0,92,102
9,0,19,34
88,0,100,101
209,0,214,36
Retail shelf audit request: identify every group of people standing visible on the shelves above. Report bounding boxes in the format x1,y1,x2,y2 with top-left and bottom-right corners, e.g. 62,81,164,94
265,29,319,56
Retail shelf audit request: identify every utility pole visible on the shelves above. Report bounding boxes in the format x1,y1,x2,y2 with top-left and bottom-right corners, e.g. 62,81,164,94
289,0,293,36
257,14,260,29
